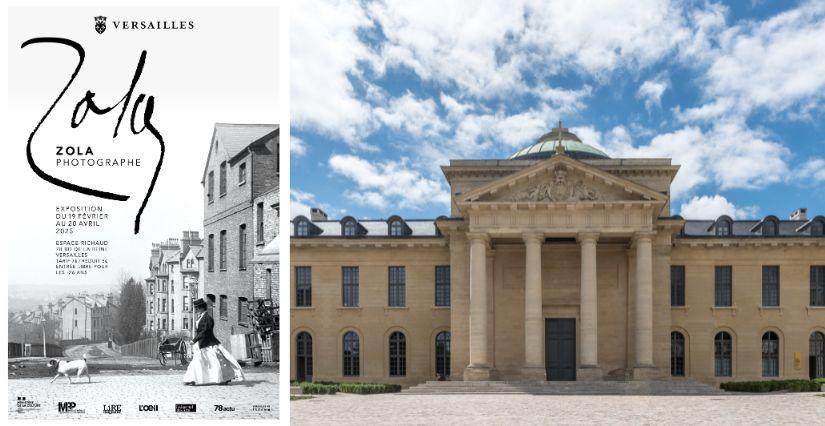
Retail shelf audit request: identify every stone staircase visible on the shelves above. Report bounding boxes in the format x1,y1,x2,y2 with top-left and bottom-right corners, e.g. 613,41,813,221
400,380,725,395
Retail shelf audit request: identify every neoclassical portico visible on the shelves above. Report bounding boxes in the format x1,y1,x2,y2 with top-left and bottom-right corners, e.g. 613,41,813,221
450,140,672,381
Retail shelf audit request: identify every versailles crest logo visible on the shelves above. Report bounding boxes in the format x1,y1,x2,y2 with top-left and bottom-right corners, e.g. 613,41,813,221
94,16,106,34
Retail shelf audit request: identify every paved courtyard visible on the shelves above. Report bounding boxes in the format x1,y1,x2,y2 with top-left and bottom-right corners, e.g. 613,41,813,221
9,370,278,419
292,392,825,425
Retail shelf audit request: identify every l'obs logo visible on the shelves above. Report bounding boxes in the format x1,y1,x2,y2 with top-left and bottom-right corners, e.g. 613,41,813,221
94,16,106,34
139,404,158,412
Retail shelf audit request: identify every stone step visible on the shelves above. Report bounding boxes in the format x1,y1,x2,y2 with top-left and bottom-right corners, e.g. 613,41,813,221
400,380,724,396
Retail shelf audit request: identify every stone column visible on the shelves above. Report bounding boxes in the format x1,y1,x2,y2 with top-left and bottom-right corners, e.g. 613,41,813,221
521,232,545,379
464,232,491,380
633,231,657,379
577,232,602,380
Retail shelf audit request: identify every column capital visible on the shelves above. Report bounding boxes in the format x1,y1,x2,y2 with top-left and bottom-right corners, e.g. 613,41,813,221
576,231,600,243
633,230,657,243
522,231,545,244
466,232,490,246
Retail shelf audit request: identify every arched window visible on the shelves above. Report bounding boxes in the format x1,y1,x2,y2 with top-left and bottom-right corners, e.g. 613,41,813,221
435,331,451,379
343,220,357,237
342,331,360,376
714,332,732,377
390,220,403,237
762,331,779,377
812,220,825,236
671,332,685,377
389,331,406,377
296,220,309,237
716,219,731,236
811,332,825,379
296,332,313,382
762,220,777,236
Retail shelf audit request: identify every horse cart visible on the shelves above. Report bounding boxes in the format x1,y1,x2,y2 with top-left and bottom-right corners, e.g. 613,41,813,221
157,337,189,366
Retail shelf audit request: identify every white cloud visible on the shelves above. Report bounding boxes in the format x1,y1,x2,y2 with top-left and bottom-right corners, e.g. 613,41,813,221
798,158,825,182
290,135,307,157
636,77,669,110
291,0,379,147
328,154,451,211
290,189,316,219
373,92,448,137
679,195,758,219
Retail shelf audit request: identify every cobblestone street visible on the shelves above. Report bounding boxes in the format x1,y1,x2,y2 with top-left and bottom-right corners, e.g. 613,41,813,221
292,392,825,425
9,370,278,419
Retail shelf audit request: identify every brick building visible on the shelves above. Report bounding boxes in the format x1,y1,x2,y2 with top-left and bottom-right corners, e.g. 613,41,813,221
202,123,279,354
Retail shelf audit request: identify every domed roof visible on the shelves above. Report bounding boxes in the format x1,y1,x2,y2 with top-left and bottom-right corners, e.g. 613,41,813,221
509,124,610,160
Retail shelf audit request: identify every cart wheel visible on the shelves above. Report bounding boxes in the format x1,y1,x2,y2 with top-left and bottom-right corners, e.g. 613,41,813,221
158,352,167,366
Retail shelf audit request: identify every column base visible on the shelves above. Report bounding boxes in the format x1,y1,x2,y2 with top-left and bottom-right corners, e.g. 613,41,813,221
631,365,663,380
576,365,603,381
519,366,546,380
463,366,497,381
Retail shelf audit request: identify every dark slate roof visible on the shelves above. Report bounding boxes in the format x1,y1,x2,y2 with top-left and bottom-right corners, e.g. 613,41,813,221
681,219,821,237
291,218,441,238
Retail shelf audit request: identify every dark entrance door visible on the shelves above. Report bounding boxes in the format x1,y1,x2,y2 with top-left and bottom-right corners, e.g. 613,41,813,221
545,318,576,381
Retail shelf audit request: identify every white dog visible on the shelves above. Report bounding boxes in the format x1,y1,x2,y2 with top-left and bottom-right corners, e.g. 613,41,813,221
46,354,91,384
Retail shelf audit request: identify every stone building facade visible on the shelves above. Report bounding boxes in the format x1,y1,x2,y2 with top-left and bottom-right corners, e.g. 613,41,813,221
290,125,825,386
202,123,279,354
59,293,116,342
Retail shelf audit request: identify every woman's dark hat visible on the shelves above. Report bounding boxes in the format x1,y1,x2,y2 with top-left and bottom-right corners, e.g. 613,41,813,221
193,298,207,309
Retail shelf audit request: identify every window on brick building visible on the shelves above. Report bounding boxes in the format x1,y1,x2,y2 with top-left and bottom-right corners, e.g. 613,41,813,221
257,202,265,242
219,161,227,196
762,266,780,307
239,224,247,270
238,162,246,185
266,268,273,299
207,171,214,203
208,234,214,272
388,266,405,307
296,266,311,307
435,266,450,307
342,267,359,307
219,295,227,319
238,297,247,323
219,230,227,270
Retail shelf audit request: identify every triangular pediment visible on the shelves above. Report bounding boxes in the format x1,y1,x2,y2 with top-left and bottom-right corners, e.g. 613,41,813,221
459,155,667,204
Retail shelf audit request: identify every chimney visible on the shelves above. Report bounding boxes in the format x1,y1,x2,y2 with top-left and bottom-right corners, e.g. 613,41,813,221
790,208,807,221
310,207,328,221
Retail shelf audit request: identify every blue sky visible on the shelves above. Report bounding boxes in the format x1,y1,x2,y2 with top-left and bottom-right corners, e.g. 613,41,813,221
291,0,825,221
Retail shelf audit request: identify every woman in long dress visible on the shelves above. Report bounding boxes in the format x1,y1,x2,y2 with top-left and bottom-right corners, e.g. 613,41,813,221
183,298,245,385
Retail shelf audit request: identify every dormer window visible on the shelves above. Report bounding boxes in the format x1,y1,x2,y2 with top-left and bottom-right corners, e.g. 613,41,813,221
343,220,357,237
296,220,309,237
762,219,777,236
390,220,403,237
716,220,731,236
812,219,824,236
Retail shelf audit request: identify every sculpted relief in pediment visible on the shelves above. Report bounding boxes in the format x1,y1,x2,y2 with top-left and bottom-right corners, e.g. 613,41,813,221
480,166,638,203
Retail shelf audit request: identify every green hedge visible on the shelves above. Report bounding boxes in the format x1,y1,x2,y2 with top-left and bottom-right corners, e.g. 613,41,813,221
720,379,821,393
294,381,402,395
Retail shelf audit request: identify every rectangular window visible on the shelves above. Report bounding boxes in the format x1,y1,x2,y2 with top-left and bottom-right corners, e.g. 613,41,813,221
296,266,312,307
239,224,247,270
342,267,359,307
238,297,247,323
207,234,214,272
435,265,450,307
388,266,406,307
219,230,227,270
219,295,227,319
238,162,246,184
671,265,685,307
762,266,780,307
207,171,214,203
183,317,189,330
162,319,167,330
219,161,227,196
183,296,189,312
257,202,265,242
715,266,732,307
812,266,825,307
171,319,175,330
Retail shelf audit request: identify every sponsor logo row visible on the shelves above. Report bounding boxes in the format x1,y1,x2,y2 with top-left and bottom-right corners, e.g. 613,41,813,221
18,397,271,415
